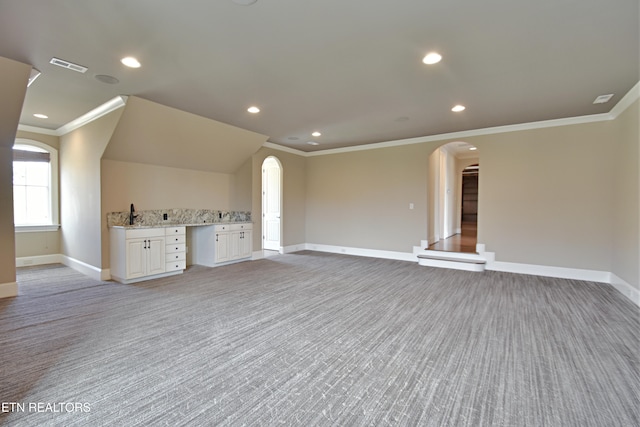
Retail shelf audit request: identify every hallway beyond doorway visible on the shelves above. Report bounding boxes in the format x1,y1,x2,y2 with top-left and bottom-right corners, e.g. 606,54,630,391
427,222,477,253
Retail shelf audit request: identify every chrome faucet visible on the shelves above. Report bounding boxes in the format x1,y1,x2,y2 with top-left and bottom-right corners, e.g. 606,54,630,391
129,203,138,225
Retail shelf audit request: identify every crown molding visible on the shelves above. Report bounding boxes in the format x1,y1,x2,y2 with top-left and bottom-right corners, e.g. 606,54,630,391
56,95,128,136
17,124,58,136
261,141,307,156
609,81,639,119
268,81,640,158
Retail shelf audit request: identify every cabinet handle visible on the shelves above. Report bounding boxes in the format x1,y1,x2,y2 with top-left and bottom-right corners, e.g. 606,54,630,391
216,234,218,242
143,239,147,249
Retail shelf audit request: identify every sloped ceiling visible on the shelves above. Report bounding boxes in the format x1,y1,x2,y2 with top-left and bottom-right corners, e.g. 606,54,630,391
0,57,30,147
102,96,268,173
1,1,637,152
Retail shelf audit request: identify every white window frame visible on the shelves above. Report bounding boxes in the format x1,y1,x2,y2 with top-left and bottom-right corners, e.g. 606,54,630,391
13,138,60,233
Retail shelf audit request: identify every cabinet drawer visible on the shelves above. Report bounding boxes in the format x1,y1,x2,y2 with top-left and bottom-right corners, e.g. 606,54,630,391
166,234,186,244
125,228,164,239
165,260,186,272
214,224,229,232
165,243,186,254
165,226,186,236
229,223,252,231
166,251,186,262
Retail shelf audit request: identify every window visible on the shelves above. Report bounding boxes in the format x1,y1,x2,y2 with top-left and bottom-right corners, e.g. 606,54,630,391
12,139,59,231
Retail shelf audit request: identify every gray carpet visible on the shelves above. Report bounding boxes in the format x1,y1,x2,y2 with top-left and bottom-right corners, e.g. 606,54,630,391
1,251,638,426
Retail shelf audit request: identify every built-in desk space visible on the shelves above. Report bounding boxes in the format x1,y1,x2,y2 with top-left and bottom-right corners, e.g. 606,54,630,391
107,208,252,284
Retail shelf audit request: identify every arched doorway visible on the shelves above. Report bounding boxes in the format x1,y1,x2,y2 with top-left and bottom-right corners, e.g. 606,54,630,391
261,156,282,253
427,142,479,253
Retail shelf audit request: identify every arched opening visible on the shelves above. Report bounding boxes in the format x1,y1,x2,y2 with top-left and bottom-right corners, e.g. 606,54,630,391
261,156,282,254
427,141,479,253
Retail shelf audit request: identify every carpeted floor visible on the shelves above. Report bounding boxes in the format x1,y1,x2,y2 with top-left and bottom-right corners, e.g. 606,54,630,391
1,251,638,426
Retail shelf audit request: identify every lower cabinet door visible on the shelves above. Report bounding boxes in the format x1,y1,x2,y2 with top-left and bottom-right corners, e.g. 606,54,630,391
126,239,147,279
146,237,166,276
215,232,230,263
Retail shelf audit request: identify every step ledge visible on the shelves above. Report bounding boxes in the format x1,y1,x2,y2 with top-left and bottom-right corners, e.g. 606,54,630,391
417,250,486,264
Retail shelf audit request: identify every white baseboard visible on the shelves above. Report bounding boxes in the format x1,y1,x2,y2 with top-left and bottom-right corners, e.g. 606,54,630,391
486,261,611,283
283,244,305,254
487,261,639,307
303,243,416,262
61,255,110,281
0,281,18,298
609,273,640,306
16,254,63,267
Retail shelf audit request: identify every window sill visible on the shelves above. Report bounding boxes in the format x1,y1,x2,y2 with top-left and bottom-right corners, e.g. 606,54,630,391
15,224,61,233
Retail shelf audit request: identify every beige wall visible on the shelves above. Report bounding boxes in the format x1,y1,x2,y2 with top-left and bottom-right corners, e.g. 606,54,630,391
611,99,639,289
252,147,307,252
465,121,615,270
0,56,30,294
15,231,60,258
61,108,124,270
101,159,231,212
230,158,253,211
14,130,61,258
306,143,432,252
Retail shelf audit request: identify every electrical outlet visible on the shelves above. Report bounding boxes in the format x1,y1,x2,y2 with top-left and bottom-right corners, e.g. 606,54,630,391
163,213,168,220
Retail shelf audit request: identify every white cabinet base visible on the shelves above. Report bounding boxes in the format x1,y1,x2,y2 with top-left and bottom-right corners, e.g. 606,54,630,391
110,269,184,285
192,223,252,267
110,226,186,284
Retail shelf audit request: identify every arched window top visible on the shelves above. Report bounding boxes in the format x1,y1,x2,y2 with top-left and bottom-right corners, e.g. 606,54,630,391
14,138,57,154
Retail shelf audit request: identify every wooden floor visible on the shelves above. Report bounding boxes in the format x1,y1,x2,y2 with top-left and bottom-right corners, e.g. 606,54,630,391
428,221,477,253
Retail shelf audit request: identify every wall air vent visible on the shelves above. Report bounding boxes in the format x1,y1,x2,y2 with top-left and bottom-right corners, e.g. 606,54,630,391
49,57,88,73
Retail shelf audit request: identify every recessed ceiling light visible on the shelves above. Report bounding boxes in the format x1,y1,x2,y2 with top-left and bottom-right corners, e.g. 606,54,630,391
422,52,442,65
307,141,319,146
33,113,48,119
451,105,466,112
469,147,477,151
593,94,614,104
121,57,141,68
247,106,260,113
311,131,321,137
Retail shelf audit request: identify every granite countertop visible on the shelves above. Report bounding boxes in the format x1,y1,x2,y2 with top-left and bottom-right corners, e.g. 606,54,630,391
107,208,252,229
110,221,252,229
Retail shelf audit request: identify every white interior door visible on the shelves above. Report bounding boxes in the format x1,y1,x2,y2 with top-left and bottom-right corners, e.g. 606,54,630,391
262,157,281,251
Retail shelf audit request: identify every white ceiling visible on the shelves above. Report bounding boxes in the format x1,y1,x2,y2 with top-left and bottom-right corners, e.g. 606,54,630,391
0,0,637,152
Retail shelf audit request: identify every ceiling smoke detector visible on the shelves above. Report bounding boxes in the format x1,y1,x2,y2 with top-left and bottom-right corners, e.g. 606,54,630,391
49,57,88,73
593,94,614,104
95,74,120,84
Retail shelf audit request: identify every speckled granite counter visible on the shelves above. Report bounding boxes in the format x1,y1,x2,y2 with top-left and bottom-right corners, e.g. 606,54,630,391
107,208,251,228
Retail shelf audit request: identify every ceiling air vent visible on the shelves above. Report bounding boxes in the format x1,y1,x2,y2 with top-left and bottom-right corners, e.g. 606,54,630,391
593,94,613,104
49,57,88,73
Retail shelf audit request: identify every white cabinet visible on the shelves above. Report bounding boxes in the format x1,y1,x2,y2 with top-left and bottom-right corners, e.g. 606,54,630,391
230,223,252,260
110,227,185,284
126,234,165,278
192,223,252,267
